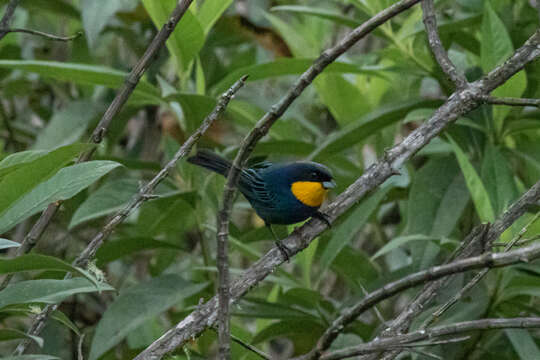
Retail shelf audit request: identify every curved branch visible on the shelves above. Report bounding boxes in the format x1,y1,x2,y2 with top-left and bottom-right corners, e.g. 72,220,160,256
321,317,540,360
0,0,20,41
133,28,540,360
12,75,248,355
0,28,82,41
421,0,468,88
3,0,196,290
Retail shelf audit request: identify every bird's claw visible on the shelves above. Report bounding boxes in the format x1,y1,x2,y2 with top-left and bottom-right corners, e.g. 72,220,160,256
314,211,332,228
275,241,291,262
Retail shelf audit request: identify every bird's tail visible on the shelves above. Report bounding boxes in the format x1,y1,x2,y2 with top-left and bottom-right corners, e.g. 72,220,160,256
187,149,231,176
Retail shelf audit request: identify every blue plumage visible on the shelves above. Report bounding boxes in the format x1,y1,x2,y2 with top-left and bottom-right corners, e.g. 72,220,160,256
187,150,334,225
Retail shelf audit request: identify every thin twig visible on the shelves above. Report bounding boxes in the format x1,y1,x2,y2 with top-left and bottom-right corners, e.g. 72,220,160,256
363,182,540,360
0,28,82,41
133,28,540,360
320,318,540,360
483,95,540,107
493,234,540,247
422,211,540,328
0,0,20,41
215,0,423,358
421,0,468,88
210,327,271,360
77,334,86,360
12,75,248,355
4,0,196,290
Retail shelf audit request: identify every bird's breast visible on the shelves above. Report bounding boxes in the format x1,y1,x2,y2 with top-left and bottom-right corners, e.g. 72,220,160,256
290,181,327,207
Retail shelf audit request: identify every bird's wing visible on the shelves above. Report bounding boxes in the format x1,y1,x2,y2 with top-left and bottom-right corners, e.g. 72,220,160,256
240,168,277,209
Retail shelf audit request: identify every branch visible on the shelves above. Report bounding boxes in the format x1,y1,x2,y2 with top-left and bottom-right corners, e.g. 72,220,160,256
134,28,540,360
421,0,468,88
483,95,540,107
0,0,19,41
0,28,82,41
321,318,540,360
215,0,423,357
422,210,540,328
1,0,196,290
307,240,540,359
12,75,248,355
354,179,540,360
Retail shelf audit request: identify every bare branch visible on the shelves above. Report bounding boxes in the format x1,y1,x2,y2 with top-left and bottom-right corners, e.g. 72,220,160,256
321,318,540,360
12,75,248,355
3,0,196,290
215,0,423,358
421,211,540,328
483,95,540,107
133,28,540,360
421,0,468,88
0,28,82,41
358,179,540,360
0,0,20,41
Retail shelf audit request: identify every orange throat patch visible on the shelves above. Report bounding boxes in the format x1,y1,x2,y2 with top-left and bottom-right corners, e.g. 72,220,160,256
291,181,328,207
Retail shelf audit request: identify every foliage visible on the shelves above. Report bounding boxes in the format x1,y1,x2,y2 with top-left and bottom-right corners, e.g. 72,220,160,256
0,0,539,359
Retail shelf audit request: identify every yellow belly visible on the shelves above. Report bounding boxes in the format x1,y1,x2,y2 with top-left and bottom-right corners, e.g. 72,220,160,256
291,181,327,207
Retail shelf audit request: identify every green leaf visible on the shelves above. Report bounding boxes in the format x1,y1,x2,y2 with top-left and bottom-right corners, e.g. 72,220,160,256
0,150,47,174
96,237,183,266
33,101,101,150
319,187,391,272
69,178,139,229
407,156,470,236
51,310,80,336
506,329,540,360
211,58,386,95
271,5,361,28
481,144,519,215
449,137,495,222
197,0,233,35
481,1,526,133
372,235,443,260
0,328,43,347
310,99,442,160
141,0,205,72
233,298,316,320
81,0,138,48
0,160,121,234
0,238,20,250
2,356,60,360
0,278,114,309
0,60,161,103
0,254,99,286
314,73,370,125
89,275,208,360
0,143,90,215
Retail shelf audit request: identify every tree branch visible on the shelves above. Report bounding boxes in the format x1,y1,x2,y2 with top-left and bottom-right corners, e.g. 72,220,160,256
421,0,468,89
321,317,540,360
483,95,540,107
214,0,423,358
2,0,196,290
0,28,82,41
0,0,20,41
355,179,540,360
133,27,540,360
422,210,540,329
12,75,248,355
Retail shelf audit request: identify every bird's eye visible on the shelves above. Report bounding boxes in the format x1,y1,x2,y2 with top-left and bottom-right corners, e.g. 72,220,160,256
311,171,318,179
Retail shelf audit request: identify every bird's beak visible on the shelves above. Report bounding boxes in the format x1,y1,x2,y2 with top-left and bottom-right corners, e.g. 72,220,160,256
322,180,336,189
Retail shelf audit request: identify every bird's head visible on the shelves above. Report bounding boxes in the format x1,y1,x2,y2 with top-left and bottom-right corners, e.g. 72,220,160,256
285,162,336,207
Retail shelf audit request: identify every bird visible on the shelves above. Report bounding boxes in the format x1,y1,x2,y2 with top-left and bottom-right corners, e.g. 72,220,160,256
187,149,336,261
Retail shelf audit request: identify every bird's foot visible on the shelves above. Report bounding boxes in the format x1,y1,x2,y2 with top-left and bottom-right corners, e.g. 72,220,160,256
274,240,291,262
313,211,332,228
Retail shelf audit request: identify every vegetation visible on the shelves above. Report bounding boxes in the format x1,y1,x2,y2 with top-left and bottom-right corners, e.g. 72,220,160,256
0,0,539,359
